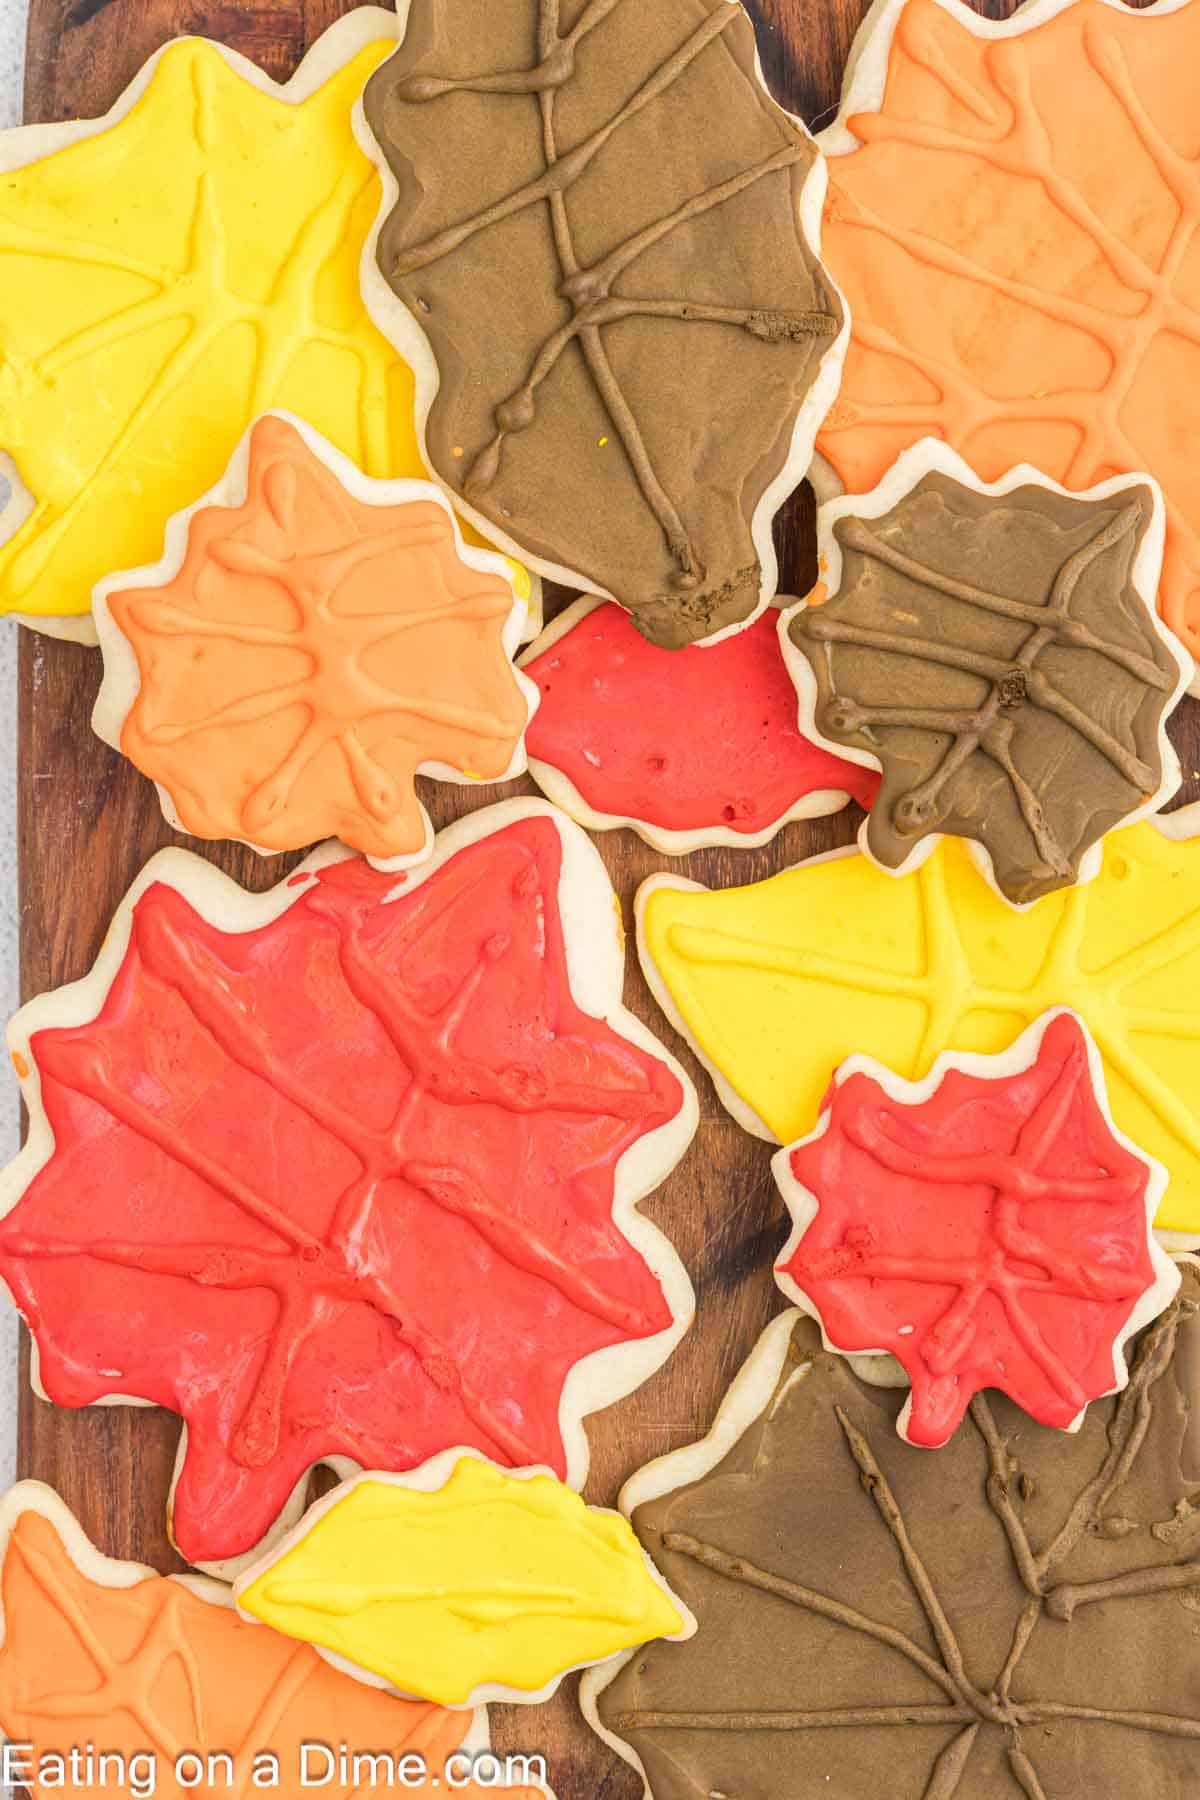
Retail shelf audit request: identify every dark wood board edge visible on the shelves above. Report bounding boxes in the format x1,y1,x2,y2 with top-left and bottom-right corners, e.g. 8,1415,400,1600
15,1,1197,1796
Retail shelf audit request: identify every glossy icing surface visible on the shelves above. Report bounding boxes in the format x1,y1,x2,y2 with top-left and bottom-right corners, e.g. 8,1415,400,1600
2,821,686,1563
363,0,842,645
110,417,529,861
0,34,527,626
791,471,1182,904
641,822,1200,1234
525,602,877,836
239,1457,684,1705
819,0,1200,657
778,1014,1169,1446
0,1506,525,1799
599,1273,1200,1797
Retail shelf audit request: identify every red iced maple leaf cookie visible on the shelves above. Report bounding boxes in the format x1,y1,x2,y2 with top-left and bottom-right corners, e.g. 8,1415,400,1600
774,1011,1178,1448
0,804,694,1567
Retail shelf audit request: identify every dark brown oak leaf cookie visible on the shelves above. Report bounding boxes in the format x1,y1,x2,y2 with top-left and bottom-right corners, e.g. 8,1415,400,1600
784,447,1189,905
361,0,845,648
587,1264,1200,1800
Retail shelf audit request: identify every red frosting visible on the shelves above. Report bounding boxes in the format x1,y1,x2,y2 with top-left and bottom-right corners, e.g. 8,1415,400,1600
777,1015,1162,1447
2,820,684,1564
525,603,878,835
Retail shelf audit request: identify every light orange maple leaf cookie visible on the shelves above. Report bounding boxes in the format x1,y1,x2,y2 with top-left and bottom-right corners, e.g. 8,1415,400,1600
817,0,1200,672
93,415,537,867
0,1483,545,1800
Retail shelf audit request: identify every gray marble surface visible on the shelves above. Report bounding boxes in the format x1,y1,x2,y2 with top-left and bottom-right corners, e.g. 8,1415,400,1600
0,0,28,1485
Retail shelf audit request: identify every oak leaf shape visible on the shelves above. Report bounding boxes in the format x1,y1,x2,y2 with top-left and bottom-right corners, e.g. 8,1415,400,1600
592,1269,1200,1800
0,19,528,635
97,415,534,865
237,1453,687,1707
785,457,1187,905
817,0,1200,661
775,1012,1178,1447
522,597,878,851
0,1486,535,1800
637,814,1200,1235
0,809,693,1567
361,0,844,647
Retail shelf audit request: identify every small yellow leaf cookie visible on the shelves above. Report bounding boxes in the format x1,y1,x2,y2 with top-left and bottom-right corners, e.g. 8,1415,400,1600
236,1453,689,1707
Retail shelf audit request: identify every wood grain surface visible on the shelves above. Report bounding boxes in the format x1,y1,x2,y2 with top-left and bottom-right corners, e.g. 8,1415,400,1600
15,1,1194,1796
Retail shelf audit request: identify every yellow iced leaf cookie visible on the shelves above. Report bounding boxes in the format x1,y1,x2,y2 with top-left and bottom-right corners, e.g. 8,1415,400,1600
639,814,1200,1237
0,13,529,638
236,1453,689,1707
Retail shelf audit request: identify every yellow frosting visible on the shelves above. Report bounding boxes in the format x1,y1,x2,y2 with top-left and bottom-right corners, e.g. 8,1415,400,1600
0,35,527,624
641,826,1200,1235
237,1458,684,1706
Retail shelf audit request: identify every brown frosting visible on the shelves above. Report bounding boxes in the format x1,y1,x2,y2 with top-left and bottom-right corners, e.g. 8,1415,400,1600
600,1268,1200,1798
789,474,1181,904
363,0,842,647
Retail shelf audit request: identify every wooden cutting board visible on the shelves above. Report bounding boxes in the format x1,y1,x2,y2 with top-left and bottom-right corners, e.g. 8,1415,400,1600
15,1,1188,1796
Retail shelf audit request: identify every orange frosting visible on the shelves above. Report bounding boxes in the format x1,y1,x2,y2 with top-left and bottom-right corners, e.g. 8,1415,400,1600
0,1509,533,1799
108,417,529,861
820,0,1200,658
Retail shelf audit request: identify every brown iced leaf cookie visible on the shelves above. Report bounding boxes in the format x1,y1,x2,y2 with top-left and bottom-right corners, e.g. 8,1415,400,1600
589,1265,1200,1800
361,0,844,647
784,446,1188,905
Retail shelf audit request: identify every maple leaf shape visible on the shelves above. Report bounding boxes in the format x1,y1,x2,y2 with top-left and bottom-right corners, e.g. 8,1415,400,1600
816,0,1200,667
587,1269,1200,1800
636,810,1200,1235
521,596,878,852
93,414,536,867
360,0,845,647
0,1485,539,1800
0,16,532,638
784,448,1189,906
237,1453,688,1707
774,1011,1179,1447
0,805,695,1568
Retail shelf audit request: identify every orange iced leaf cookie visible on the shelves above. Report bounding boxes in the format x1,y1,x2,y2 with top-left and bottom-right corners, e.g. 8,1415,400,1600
0,1484,541,1800
817,0,1200,666
93,415,536,868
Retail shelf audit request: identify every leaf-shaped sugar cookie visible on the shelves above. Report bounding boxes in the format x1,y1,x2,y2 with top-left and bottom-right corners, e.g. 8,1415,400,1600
638,812,1200,1236
0,15,531,638
774,1011,1179,1447
586,1270,1200,1799
360,0,844,647
94,414,536,867
236,1453,689,1707
0,1483,540,1800
0,803,696,1569
522,596,878,852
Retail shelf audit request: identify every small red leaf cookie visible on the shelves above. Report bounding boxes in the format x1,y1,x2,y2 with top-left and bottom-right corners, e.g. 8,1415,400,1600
773,1010,1179,1448
521,598,878,853
0,801,696,1571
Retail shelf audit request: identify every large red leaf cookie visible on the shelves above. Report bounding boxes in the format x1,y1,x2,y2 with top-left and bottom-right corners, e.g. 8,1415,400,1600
817,0,1200,664
0,1484,537,1800
0,803,695,1569
774,1011,1179,1447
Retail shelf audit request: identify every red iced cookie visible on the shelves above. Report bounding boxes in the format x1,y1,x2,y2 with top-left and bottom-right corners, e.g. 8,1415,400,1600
0,803,696,1568
523,597,877,852
774,1010,1178,1448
